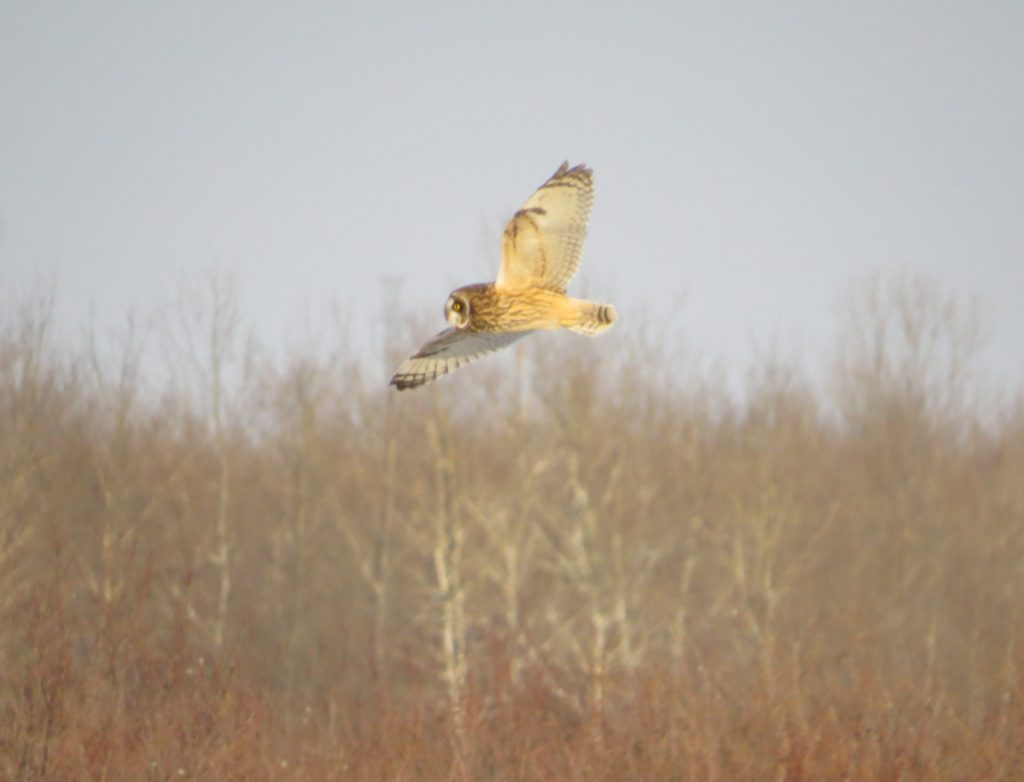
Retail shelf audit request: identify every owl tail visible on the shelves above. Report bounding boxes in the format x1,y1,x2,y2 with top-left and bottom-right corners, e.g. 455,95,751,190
565,298,619,336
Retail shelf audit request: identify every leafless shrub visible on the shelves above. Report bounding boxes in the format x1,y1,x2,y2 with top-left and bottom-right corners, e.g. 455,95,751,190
0,273,1021,780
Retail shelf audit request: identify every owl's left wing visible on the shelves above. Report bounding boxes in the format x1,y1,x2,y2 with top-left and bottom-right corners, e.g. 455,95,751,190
496,162,594,293
390,328,530,390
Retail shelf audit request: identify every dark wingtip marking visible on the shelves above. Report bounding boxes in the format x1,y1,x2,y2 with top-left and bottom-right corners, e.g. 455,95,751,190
543,163,592,190
390,374,424,391
546,161,591,186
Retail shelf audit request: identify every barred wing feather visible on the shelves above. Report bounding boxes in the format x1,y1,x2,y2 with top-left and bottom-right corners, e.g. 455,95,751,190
496,162,594,293
389,328,529,390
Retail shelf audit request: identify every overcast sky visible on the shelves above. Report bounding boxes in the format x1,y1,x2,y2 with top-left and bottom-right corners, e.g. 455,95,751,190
2,2,1022,392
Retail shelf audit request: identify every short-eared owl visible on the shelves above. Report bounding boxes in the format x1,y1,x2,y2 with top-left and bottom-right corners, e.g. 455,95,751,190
390,161,618,390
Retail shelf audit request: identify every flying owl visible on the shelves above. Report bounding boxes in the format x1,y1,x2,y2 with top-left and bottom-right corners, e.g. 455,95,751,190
390,161,618,390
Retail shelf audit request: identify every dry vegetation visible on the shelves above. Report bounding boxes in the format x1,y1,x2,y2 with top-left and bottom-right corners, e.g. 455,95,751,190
1,275,1022,781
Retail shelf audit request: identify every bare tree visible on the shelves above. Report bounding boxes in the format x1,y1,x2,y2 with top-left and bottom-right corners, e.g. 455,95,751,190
833,273,985,432
426,403,469,758
160,273,254,655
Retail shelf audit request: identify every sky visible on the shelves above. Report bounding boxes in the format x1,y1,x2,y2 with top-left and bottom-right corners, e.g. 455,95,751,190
2,2,1022,393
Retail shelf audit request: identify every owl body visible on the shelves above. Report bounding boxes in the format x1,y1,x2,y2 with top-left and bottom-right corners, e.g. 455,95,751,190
446,283,575,333
390,162,618,391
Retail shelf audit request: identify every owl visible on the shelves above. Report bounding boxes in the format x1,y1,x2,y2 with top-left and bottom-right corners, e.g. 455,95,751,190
390,161,618,390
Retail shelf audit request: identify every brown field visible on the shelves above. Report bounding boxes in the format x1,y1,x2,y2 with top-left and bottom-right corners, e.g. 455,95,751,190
1,276,1022,781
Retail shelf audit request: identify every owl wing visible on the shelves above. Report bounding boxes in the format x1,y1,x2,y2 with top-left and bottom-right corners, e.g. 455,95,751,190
496,162,594,293
390,328,530,390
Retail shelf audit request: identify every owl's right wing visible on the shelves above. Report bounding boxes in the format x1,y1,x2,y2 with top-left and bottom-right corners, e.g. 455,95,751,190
390,328,530,390
496,162,594,293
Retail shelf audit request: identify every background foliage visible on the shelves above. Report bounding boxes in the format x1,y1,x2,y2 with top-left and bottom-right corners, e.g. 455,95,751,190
1,275,1021,780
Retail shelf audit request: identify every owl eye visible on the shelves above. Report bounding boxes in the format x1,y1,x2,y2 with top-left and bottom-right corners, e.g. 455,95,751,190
451,300,463,312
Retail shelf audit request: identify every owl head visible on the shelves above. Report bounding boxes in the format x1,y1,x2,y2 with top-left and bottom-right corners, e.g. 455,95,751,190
445,292,471,328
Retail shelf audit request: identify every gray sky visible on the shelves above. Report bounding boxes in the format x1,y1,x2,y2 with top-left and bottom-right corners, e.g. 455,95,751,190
2,2,1022,391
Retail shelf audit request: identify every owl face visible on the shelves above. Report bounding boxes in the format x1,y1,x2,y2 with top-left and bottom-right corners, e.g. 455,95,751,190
445,292,471,328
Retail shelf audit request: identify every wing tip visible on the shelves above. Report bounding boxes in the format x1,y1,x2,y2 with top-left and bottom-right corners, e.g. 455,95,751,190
565,160,592,175
390,372,429,391
547,160,591,181
390,359,448,390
